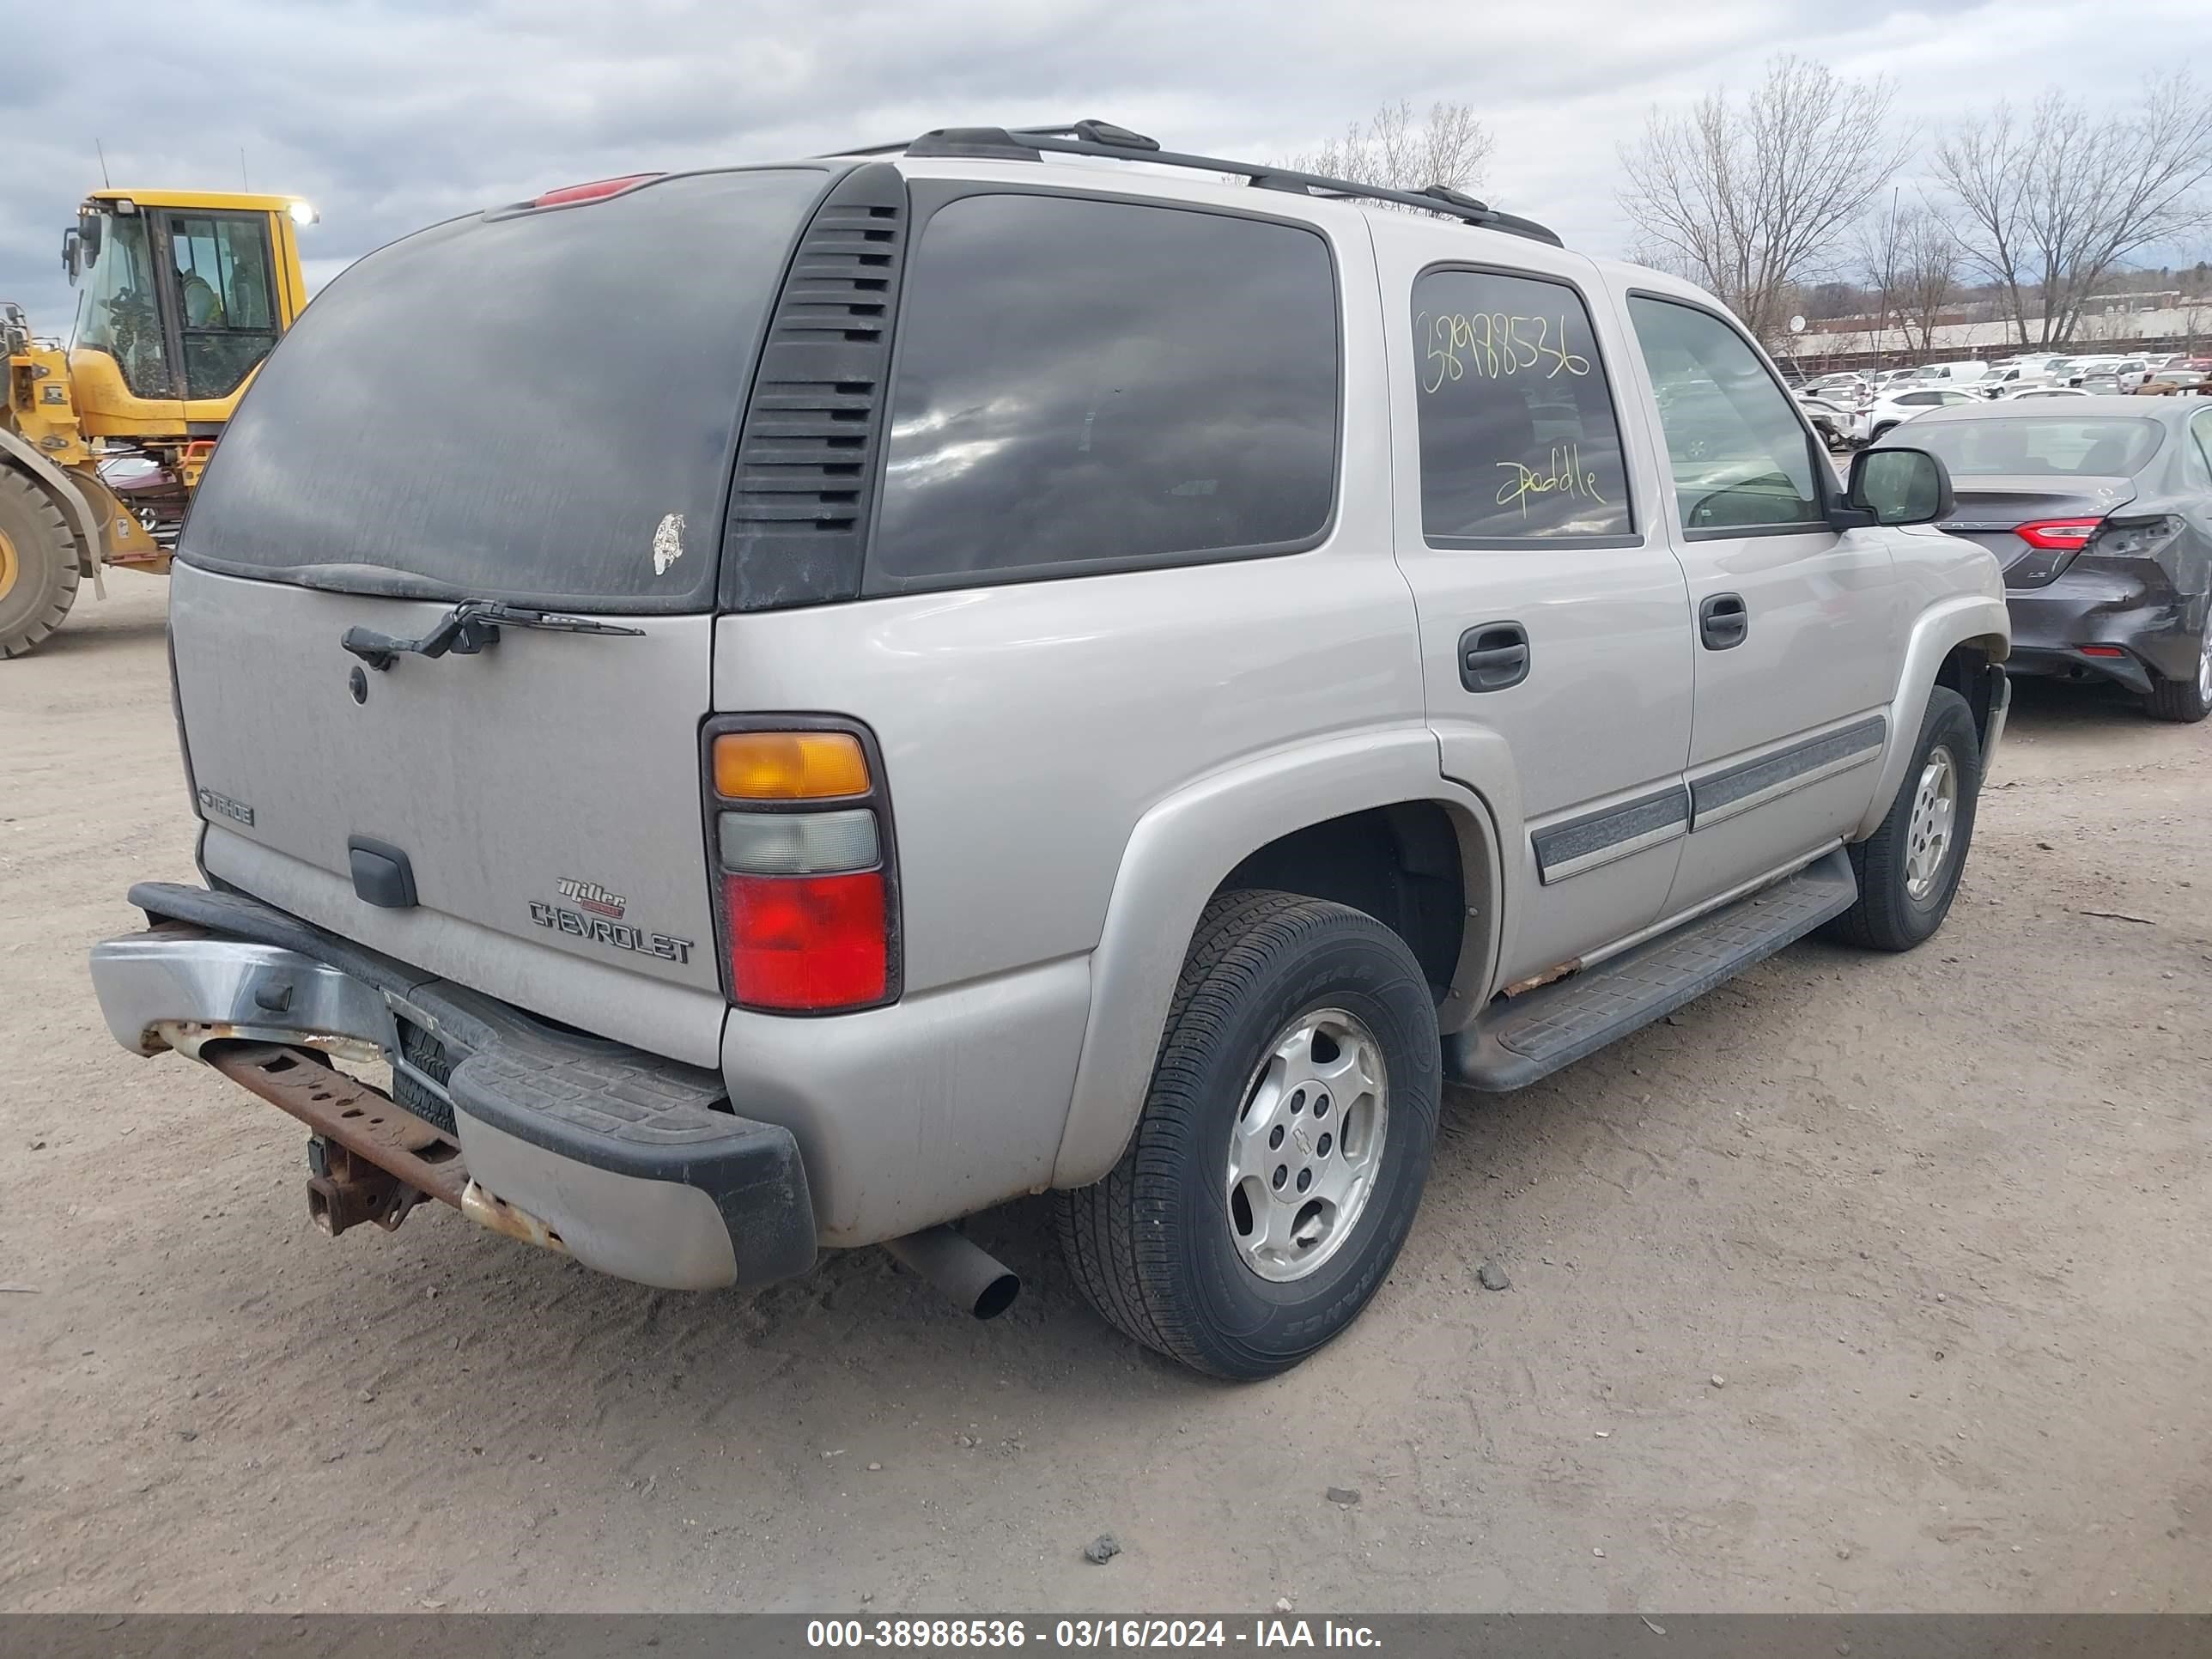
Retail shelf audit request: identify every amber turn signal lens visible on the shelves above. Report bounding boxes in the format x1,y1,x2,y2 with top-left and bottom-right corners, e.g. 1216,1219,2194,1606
712,731,870,800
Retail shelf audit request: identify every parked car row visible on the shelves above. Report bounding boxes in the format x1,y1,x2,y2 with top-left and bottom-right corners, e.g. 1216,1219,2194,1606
1792,351,2212,450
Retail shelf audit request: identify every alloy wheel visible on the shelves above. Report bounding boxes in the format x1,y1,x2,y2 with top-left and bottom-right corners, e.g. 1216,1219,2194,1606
1224,1007,1389,1283
1904,744,1959,902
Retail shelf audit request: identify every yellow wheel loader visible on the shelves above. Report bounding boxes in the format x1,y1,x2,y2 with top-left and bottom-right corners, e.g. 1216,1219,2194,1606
1,188,313,657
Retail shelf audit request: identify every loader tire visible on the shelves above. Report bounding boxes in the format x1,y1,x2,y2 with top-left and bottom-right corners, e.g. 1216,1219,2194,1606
0,468,81,659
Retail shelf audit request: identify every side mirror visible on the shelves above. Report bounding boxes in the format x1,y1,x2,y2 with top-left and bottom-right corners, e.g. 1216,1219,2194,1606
60,226,80,285
1843,446,1954,528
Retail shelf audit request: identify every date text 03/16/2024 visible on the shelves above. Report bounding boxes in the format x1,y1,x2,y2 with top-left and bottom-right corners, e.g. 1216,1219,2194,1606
805,1620,1382,1650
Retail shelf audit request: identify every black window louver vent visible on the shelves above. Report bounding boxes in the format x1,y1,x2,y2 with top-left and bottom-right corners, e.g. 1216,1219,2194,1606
722,162,909,611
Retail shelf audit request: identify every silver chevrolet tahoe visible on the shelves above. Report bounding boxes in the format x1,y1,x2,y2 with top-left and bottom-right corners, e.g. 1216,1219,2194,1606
89,123,2011,1378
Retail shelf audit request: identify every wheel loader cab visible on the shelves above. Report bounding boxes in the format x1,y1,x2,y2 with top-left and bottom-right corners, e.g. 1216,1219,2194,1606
64,190,312,436
0,186,316,657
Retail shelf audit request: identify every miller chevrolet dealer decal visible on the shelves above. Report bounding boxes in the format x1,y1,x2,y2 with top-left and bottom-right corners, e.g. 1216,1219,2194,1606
531,878,694,964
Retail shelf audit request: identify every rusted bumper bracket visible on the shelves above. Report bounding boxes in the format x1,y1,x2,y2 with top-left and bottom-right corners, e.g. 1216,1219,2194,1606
207,1042,468,1220
208,1042,571,1255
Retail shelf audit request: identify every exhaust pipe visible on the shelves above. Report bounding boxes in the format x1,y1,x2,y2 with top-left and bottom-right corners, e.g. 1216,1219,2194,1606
882,1225,1020,1320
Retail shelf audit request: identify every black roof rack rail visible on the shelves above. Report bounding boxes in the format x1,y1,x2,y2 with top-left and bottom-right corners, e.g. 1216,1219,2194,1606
843,120,1563,247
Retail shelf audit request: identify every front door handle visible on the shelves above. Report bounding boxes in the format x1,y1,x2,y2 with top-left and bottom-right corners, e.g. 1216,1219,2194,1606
1459,621,1530,692
1699,592,1748,651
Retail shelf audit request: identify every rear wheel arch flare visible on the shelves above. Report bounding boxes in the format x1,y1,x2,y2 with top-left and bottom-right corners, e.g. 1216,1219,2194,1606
1051,746,1506,1194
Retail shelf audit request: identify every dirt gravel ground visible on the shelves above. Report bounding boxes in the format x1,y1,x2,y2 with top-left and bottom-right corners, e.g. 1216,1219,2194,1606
2,578,2208,1614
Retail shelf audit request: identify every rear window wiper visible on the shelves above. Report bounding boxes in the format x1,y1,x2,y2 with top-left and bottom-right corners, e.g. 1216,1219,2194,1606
341,599,645,671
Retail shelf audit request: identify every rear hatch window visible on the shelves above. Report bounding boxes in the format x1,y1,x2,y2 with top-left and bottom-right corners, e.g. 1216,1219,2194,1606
181,167,834,611
1901,416,2164,478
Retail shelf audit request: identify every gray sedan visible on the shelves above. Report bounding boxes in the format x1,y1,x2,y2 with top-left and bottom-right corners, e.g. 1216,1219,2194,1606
1877,397,2212,721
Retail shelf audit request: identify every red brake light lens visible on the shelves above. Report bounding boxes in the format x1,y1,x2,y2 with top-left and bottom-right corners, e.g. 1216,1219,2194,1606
530,173,664,209
724,871,888,1012
2014,518,2100,550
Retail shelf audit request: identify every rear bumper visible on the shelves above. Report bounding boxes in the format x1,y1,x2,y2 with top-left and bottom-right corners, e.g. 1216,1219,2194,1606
89,884,816,1291
2004,642,2156,697
2005,565,2203,696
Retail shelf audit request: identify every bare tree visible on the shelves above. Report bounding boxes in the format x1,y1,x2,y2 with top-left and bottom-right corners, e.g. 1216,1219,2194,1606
1284,99,1492,198
1861,202,1962,353
1856,194,1910,360
1894,211,1961,353
1934,72,2212,346
1619,55,1914,344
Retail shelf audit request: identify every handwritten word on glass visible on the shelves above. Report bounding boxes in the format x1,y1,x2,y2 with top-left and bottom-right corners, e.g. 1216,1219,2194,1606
1495,443,1607,517
1417,312,1591,393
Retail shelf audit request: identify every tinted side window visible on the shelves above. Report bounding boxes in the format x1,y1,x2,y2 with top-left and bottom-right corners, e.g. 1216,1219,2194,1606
872,194,1339,589
1412,268,1632,543
1628,296,1823,533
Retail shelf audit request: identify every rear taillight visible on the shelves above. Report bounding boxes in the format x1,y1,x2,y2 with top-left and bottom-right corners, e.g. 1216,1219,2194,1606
2014,518,2100,550
705,724,896,1012
2004,517,2101,587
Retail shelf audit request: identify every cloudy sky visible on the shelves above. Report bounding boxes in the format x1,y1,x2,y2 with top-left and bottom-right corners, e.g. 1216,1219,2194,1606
3,0,2203,331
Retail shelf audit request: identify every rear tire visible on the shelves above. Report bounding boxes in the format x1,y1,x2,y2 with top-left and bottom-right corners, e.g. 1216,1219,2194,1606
2144,626,2212,723
1054,890,1440,1380
1826,686,1981,951
0,469,81,659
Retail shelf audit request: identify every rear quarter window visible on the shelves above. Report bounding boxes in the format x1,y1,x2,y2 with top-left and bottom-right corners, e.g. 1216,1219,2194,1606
183,168,832,612
1410,266,1633,543
867,192,1340,590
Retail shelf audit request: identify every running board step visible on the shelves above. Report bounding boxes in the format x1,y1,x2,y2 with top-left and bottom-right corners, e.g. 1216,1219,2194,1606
1447,848,1858,1091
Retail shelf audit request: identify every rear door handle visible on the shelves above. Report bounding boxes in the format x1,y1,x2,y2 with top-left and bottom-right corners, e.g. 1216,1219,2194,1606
1699,592,1748,651
1459,622,1530,692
